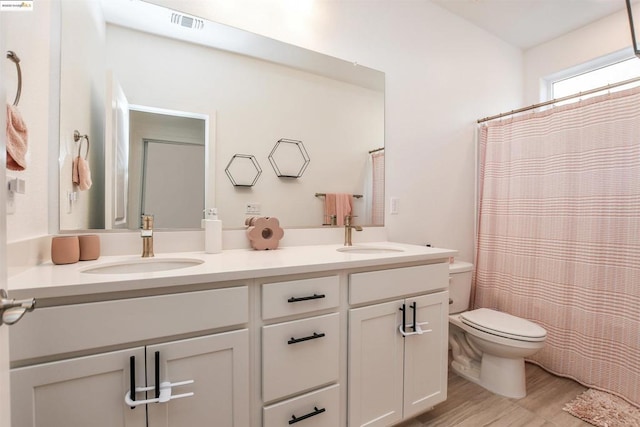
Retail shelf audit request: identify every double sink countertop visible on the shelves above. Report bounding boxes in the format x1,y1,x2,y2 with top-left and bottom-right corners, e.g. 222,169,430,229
8,242,457,300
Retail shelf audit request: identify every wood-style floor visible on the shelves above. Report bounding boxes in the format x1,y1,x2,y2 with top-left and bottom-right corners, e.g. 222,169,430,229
398,362,593,427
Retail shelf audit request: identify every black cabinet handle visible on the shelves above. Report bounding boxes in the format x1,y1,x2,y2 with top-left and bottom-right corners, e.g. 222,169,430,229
410,301,417,331
155,351,160,399
129,356,136,407
399,304,406,337
288,293,326,303
289,406,326,425
288,332,325,345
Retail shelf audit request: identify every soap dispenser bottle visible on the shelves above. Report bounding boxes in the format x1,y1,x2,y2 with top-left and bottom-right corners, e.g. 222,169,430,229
203,208,222,254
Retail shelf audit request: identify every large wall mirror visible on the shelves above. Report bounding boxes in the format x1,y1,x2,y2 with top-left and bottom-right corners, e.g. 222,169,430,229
57,0,385,231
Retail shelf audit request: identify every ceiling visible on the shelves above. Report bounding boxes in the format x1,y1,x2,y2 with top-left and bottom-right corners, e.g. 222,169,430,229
431,0,631,50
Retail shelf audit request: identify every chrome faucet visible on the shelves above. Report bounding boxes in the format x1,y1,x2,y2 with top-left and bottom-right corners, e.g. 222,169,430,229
344,215,363,246
141,214,154,257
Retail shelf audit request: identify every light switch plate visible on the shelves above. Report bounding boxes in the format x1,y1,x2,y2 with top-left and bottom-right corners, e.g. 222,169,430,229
390,197,399,215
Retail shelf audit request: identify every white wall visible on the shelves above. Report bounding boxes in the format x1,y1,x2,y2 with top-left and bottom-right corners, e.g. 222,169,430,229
5,0,523,264
0,9,9,426
524,8,634,105
5,1,53,242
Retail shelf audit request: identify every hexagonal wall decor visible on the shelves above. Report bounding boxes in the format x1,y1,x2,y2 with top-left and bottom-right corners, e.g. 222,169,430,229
268,139,310,178
225,154,262,187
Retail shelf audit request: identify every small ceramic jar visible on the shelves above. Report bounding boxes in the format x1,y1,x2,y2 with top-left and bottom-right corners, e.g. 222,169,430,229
78,234,100,261
51,236,80,265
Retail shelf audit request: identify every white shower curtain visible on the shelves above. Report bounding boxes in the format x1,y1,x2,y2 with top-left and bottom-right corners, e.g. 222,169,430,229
371,151,384,226
475,87,640,406
364,150,384,226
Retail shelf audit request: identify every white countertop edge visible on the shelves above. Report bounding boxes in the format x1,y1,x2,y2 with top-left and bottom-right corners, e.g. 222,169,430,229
8,242,457,300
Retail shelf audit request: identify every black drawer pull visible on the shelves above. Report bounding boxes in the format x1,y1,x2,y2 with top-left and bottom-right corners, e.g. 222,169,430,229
288,332,325,345
289,406,326,424
288,293,326,303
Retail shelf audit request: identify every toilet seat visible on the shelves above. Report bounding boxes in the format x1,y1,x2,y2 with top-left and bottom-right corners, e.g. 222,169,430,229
460,308,546,342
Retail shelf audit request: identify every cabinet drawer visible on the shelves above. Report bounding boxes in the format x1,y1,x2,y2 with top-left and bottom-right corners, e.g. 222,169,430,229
262,313,339,402
262,276,339,320
349,263,448,305
10,286,248,362
264,384,340,427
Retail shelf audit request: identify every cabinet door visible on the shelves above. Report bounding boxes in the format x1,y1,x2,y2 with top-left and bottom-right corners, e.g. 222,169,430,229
403,291,449,418
348,300,404,427
11,347,146,427
146,329,249,427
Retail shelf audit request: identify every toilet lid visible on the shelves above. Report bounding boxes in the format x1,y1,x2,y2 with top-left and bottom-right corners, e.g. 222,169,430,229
460,308,547,342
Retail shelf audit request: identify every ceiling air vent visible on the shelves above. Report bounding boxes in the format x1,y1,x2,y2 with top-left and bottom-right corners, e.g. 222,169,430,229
170,12,204,30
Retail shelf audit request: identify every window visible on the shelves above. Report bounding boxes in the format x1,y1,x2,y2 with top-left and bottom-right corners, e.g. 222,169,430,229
548,55,640,105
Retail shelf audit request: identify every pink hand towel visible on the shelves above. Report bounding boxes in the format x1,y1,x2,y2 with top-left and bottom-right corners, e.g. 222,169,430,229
324,193,337,225
6,104,28,171
72,156,92,191
335,193,353,226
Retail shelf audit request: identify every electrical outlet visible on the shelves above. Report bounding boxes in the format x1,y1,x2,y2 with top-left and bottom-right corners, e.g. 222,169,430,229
6,192,15,215
6,176,26,215
245,202,261,215
65,191,78,214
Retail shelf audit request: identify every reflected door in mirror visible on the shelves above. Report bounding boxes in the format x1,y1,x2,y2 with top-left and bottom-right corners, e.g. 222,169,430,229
142,140,205,229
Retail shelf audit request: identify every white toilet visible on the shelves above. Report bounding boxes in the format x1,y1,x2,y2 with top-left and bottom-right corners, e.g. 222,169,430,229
448,261,547,398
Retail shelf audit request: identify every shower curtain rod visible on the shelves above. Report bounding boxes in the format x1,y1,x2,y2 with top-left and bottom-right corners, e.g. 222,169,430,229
477,75,640,124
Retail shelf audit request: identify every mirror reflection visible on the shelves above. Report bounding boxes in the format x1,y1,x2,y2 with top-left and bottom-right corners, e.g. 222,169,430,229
58,0,385,230
129,108,206,229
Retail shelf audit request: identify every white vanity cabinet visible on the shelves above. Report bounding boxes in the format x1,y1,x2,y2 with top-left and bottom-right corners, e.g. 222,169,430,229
348,264,450,427
11,330,249,427
8,243,456,427
9,286,250,427
261,275,341,426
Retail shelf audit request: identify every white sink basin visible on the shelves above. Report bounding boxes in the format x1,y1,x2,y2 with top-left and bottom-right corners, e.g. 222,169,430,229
81,258,204,275
337,246,404,254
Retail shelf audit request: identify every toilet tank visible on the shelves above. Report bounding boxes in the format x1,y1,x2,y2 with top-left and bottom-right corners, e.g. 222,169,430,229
449,261,473,314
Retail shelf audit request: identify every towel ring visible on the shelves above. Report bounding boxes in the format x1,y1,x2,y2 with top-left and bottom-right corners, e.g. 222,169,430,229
73,130,90,159
6,51,22,106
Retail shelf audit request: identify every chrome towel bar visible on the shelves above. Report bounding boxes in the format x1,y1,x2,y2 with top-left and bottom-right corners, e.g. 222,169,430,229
6,51,22,106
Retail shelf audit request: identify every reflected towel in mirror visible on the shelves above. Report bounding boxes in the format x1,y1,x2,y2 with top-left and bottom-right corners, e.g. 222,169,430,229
324,193,353,226
72,156,92,191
